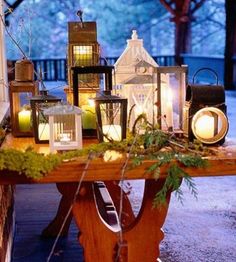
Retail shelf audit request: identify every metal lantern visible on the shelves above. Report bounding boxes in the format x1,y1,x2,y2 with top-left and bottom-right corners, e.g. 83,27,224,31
30,89,61,144
155,65,188,132
94,91,127,143
9,80,38,137
183,68,228,145
114,30,159,130
44,104,83,152
71,65,114,137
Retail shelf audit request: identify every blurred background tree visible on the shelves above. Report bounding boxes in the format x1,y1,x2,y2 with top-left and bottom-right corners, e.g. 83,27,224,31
4,0,225,60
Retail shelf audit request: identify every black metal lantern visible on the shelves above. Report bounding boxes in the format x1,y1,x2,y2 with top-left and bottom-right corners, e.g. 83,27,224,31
71,65,114,137
94,91,128,143
30,90,61,144
183,68,228,145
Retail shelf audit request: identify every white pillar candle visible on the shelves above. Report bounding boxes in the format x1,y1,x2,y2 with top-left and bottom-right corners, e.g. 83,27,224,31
38,123,50,140
194,115,215,139
18,109,31,132
166,88,173,129
102,125,122,142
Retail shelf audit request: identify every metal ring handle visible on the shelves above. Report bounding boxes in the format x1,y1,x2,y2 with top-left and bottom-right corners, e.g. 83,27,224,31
192,67,219,85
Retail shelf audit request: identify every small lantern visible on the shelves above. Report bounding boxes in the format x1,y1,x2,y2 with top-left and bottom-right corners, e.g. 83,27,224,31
71,65,114,137
44,104,82,152
9,80,38,137
114,30,159,130
183,68,228,145
155,65,188,132
94,91,127,142
30,89,61,144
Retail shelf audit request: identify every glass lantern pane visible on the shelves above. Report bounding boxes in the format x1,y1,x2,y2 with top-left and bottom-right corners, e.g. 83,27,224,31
73,45,93,66
54,114,76,143
100,102,122,141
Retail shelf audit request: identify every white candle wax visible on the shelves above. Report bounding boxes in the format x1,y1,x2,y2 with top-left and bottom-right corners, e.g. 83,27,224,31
166,88,173,129
18,109,31,132
102,125,122,142
194,115,215,139
38,123,50,140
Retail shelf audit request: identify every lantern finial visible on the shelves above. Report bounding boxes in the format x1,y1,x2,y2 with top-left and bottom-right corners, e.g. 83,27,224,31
131,30,138,40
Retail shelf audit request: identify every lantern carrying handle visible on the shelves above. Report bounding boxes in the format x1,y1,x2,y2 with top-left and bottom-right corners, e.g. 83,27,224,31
192,67,219,85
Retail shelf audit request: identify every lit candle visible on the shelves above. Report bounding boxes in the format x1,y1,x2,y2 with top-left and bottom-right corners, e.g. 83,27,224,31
38,123,50,140
81,99,96,129
60,133,71,143
194,115,215,139
18,109,31,132
102,125,122,142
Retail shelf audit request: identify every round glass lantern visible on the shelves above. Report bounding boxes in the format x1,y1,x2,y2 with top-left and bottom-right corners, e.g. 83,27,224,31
191,107,229,145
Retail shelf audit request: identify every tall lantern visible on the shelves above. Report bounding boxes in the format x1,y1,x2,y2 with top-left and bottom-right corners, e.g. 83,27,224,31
94,91,127,143
44,104,82,152
9,80,38,137
155,65,188,133
65,20,100,104
30,89,61,144
113,30,159,130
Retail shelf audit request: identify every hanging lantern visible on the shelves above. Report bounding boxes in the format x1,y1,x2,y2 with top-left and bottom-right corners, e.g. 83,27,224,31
183,68,228,145
114,30,159,130
30,89,61,144
71,65,114,137
155,65,188,133
44,104,83,152
9,80,38,137
94,91,127,142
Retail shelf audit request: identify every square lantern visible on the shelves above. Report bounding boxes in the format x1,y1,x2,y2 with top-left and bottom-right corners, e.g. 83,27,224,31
65,21,100,103
9,80,38,137
94,90,128,143
30,89,61,144
71,65,114,137
44,104,82,152
155,65,188,133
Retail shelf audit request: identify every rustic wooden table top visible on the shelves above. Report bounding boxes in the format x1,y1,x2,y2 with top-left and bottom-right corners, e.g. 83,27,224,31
1,134,236,184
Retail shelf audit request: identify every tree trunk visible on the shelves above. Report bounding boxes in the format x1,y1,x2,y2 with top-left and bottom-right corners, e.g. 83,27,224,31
175,19,192,65
224,0,236,90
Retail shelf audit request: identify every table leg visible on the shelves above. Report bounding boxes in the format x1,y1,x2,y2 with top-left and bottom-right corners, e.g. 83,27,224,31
72,179,171,262
41,182,78,237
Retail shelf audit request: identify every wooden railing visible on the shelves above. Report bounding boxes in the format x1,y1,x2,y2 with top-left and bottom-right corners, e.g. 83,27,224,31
9,55,236,89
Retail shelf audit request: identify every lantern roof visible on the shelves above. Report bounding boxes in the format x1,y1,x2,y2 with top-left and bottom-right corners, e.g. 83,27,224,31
122,74,153,85
114,30,158,69
44,104,82,116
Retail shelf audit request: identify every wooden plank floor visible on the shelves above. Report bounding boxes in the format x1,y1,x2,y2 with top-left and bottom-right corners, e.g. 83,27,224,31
11,184,84,262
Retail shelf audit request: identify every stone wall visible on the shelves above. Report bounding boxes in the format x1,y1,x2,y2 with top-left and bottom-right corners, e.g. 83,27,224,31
0,185,14,262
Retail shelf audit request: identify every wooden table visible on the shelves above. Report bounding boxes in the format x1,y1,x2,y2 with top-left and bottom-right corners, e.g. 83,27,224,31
1,135,236,262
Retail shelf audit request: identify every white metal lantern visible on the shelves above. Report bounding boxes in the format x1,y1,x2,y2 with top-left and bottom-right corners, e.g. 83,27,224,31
44,104,82,152
156,65,188,133
114,30,161,130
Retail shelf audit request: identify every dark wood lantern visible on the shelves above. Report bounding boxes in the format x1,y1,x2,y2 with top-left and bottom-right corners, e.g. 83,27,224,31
94,90,127,143
67,22,100,89
9,80,38,137
30,90,61,144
